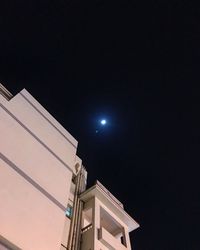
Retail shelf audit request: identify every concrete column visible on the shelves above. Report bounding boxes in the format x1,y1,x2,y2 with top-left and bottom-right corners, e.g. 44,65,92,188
123,227,131,250
92,197,100,250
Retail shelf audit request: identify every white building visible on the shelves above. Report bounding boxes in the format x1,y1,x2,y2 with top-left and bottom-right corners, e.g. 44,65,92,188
0,84,139,250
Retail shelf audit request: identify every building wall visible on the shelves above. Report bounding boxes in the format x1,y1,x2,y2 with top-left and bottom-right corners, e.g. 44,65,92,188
0,85,138,250
0,89,79,250
94,198,131,250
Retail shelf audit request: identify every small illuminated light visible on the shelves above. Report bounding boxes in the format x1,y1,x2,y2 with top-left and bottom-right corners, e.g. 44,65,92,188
101,119,106,125
65,205,73,218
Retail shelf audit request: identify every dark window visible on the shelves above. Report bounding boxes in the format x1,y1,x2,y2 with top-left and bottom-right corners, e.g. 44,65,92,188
72,174,76,184
121,236,126,246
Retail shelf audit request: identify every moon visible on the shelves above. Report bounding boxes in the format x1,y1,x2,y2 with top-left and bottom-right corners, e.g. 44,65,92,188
100,119,107,125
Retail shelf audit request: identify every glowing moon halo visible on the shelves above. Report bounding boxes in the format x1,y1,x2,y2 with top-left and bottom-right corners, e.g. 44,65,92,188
100,119,107,125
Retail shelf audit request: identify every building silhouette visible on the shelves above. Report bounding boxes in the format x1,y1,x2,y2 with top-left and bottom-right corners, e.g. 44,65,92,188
0,84,139,250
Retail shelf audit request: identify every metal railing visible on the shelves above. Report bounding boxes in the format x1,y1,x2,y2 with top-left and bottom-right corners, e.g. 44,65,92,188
81,223,92,234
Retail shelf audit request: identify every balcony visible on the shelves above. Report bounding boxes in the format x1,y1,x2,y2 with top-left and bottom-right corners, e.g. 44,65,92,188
98,227,127,250
80,181,139,232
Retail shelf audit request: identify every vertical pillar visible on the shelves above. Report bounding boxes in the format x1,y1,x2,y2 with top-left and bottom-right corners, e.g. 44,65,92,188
123,227,131,250
92,197,100,250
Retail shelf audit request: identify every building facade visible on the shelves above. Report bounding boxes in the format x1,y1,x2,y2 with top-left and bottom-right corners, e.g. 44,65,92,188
0,84,139,250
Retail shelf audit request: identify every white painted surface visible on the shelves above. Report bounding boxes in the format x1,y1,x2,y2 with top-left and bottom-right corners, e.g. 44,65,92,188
0,106,72,207
0,88,80,249
3,90,77,169
0,159,65,250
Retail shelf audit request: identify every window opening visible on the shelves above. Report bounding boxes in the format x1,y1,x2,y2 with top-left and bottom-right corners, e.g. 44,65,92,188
65,205,73,218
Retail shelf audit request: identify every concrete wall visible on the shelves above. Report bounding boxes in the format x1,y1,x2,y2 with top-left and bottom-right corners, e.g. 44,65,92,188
81,197,131,250
95,198,131,250
0,89,78,250
60,217,71,248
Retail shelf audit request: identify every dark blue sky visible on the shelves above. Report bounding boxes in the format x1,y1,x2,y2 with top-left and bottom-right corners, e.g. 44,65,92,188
0,1,200,249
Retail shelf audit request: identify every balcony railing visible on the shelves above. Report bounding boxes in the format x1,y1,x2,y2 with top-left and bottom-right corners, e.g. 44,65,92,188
98,227,127,250
81,223,92,234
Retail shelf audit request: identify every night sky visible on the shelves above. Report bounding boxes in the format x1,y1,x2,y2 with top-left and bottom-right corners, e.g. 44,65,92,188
0,1,200,249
